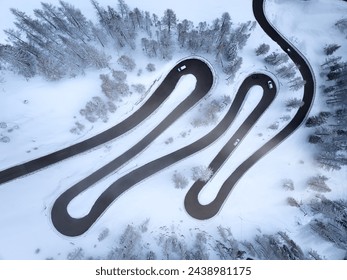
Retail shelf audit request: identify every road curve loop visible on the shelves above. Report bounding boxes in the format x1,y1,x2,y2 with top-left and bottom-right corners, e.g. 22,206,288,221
184,0,315,219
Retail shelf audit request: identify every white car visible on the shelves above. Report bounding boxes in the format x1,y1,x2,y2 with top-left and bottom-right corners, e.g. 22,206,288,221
178,65,187,72
233,139,240,146
267,81,274,89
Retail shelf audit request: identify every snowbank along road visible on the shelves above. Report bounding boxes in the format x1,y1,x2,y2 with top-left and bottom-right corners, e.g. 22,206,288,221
0,0,314,236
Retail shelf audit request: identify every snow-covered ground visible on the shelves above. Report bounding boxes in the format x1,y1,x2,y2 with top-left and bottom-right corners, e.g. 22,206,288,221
0,0,346,259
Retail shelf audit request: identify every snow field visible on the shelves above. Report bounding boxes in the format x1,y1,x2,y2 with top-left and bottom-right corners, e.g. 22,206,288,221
0,0,346,259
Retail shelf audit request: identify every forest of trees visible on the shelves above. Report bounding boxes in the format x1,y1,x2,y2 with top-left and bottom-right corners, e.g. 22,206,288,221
0,0,254,81
309,195,347,257
306,41,347,170
56,195,347,260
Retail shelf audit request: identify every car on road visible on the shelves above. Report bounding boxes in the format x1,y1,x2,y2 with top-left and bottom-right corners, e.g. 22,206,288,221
267,80,274,89
233,138,240,146
178,65,187,72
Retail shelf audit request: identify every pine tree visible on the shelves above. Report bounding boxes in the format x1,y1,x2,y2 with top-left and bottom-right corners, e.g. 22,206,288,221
0,43,37,78
335,18,347,34
309,197,347,250
265,52,289,66
230,22,251,49
177,19,193,48
307,175,331,192
117,55,136,71
289,76,306,91
191,166,213,182
255,43,270,56
108,224,142,259
324,44,341,55
158,29,173,59
276,63,296,79
172,171,189,189
285,98,304,110
58,1,93,43
161,9,177,34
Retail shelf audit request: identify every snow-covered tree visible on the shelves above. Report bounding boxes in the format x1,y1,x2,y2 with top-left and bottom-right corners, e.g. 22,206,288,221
172,171,189,189
129,8,144,30
0,43,37,78
255,43,270,56
117,0,130,20
67,247,85,260
285,98,304,110
58,1,93,43
98,228,110,242
242,232,305,260
282,179,294,191
316,151,346,170
1,0,253,85
309,196,347,250
276,63,296,79
186,29,200,53
218,13,232,46
158,29,173,60
305,112,331,127
224,57,243,80
321,56,342,72
131,83,146,93
265,52,289,66
141,38,159,58
191,166,213,182
117,55,136,71
80,96,109,123
100,74,118,100
160,232,188,259
112,70,127,82
324,44,341,55
214,227,242,260
188,232,209,260
307,175,331,192
230,22,251,49
161,9,177,33
146,63,156,72
177,19,193,48
192,96,230,127
108,224,143,259
287,197,300,208
335,18,347,34
288,76,306,91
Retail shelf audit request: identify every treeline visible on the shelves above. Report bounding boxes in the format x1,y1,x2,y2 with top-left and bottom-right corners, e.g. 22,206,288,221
309,195,347,253
0,0,254,80
255,43,305,91
55,194,347,260
0,2,111,80
306,42,347,170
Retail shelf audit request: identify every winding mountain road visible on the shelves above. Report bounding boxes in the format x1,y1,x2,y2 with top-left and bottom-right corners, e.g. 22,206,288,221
51,73,276,236
184,0,315,219
0,59,213,185
0,0,315,237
